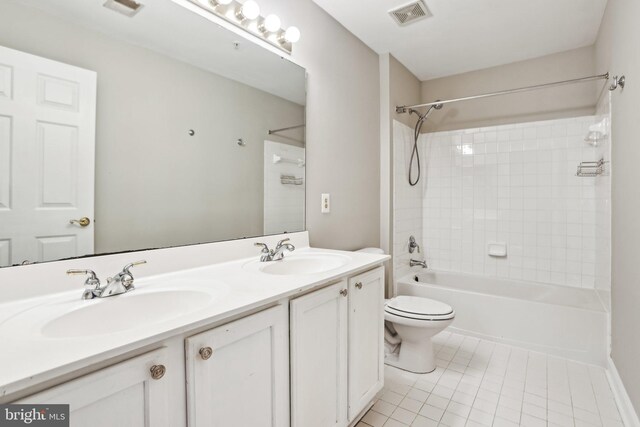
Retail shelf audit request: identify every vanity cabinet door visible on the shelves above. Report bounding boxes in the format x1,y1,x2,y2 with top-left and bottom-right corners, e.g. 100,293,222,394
290,281,349,427
185,304,289,427
17,348,170,427
348,267,385,421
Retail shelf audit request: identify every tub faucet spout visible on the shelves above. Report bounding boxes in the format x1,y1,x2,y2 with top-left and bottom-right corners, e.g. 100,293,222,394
410,259,428,268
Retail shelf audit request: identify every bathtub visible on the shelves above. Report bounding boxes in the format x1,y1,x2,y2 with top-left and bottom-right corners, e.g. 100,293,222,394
396,270,608,366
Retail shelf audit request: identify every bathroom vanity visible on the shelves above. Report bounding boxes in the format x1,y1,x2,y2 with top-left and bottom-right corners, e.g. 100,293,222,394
0,232,389,427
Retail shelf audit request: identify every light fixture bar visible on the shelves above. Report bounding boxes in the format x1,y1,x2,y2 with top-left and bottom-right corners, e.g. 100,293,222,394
190,0,298,54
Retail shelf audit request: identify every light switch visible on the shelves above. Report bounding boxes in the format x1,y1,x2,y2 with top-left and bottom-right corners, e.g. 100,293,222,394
321,193,330,213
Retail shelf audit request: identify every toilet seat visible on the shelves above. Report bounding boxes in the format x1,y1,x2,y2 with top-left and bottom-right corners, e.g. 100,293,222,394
385,296,454,321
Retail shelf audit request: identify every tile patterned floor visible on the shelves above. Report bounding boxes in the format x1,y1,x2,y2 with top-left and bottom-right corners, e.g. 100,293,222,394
358,331,623,427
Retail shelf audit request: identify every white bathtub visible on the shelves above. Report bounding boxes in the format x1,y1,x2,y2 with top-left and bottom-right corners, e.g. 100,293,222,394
396,270,608,366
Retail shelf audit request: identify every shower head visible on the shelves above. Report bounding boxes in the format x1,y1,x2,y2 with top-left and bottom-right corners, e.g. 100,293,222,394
409,100,443,121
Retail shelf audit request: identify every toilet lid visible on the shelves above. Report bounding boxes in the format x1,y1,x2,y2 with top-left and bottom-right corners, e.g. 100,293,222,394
385,296,454,319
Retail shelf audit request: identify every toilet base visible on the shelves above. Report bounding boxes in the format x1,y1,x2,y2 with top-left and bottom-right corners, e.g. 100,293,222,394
384,339,436,374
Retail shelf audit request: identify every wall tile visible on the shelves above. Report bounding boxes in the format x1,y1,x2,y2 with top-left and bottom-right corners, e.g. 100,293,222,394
393,115,611,290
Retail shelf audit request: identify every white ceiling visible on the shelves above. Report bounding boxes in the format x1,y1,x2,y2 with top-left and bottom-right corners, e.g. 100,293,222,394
13,0,306,105
311,0,608,80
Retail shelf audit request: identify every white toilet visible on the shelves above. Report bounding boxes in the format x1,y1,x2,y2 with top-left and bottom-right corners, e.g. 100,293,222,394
355,248,455,374
384,296,455,373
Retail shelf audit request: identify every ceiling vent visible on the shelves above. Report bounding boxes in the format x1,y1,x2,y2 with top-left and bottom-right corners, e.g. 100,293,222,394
103,0,144,17
389,1,431,26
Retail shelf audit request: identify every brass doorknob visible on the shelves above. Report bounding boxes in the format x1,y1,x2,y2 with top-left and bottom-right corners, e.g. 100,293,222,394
69,217,91,227
150,364,166,380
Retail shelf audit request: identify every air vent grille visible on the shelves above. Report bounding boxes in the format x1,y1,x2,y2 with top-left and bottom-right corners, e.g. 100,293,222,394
389,1,431,26
103,0,144,17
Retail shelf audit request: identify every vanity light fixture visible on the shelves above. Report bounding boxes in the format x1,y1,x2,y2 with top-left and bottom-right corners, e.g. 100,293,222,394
189,0,300,54
283,26,301,43
261,14,281,33
198,0,232,7
237,0,260,20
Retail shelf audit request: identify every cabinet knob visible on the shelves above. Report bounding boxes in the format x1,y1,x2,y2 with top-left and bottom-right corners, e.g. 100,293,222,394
340,289,348,297
150,364,166,380
355,282,363,289
199,346,213,360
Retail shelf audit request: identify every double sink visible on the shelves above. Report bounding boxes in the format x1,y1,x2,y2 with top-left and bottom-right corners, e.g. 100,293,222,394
0,252,351,339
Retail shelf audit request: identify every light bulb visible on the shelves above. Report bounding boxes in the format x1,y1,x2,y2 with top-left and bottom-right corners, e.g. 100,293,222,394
284,26,300,43
218,0,232,4
240,0,260,20
263,14,281,32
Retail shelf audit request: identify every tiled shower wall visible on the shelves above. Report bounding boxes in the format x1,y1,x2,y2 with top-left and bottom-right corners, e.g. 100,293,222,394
393,122,424,281
393,115,611,290
594,93,612,297
263,141,305,235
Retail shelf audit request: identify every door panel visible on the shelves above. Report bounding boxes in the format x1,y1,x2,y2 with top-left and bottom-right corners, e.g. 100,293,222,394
18,348,170,427
36,235,76,262
0,114,10,209
37,121,78,207
0,64,12,99
290,281,348,427
348,267,385,421
185,304,289,427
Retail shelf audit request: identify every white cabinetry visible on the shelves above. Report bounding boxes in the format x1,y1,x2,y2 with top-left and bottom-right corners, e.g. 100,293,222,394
14,264,385,427
348,267,385,420
185,305,289,427
18,348,170,427
290,280,349,427
290,266,384,427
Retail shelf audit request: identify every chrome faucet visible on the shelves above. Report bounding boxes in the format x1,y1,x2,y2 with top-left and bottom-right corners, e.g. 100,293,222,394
68,260,147,300
410,259,428,268
408,236,420,254
254,238,296,262
272,238,296,261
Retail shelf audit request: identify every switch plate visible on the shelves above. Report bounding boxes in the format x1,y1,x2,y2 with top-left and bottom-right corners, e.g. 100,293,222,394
321,193,330,213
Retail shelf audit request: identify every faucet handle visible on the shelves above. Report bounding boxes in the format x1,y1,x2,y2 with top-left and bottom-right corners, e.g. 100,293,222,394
122,260,146,275
67,269,100,288
255,242,270,253
117,260,146,289
276,238,290,248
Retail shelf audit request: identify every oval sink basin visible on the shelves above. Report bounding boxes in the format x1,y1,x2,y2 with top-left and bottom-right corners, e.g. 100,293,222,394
42,290,213,338
245,253,351,275
0,280,230,340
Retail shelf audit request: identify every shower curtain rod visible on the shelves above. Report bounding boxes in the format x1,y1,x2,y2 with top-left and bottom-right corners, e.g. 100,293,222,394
268,123,306,134
396,72,610,113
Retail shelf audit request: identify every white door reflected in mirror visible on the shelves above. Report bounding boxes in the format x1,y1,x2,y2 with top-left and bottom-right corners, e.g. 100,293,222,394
0,45,96,267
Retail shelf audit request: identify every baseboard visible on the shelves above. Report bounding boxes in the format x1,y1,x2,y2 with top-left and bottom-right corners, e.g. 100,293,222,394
606,357,640,427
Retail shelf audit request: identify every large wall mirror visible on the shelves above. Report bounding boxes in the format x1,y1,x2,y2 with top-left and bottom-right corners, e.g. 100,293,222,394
0,0,306,267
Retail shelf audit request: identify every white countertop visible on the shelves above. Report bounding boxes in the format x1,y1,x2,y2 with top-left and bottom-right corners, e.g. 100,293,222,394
0,245,389,398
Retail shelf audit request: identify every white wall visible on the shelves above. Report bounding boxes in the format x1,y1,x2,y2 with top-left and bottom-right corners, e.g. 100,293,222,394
260,0,381,251
420,47,599,132
595,0,640,414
